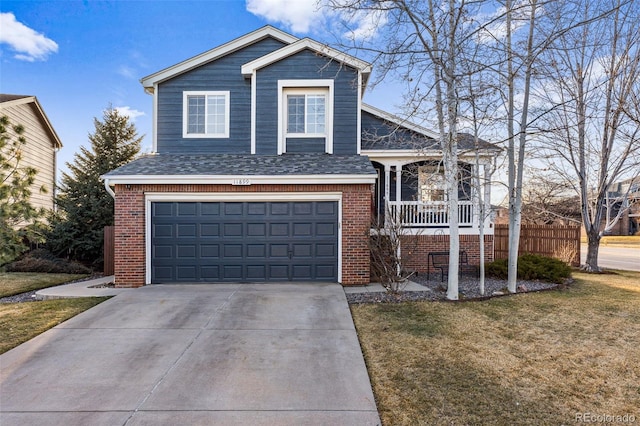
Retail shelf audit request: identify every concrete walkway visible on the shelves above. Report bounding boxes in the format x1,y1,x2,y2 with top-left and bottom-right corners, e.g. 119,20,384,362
35,275,128,299
1,283,380,425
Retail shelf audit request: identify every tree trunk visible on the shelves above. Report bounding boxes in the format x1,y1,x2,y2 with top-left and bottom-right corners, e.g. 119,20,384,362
582,229,601,272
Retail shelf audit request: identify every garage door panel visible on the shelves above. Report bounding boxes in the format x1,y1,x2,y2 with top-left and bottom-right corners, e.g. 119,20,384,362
176,245,196,258
224,203,243,215
201,266,219,279
270,223,289,236
247,265,266,280
316,202,336,215
201,203,220,216
269,265,289,279
176,266,197,280
154,224,173,238
316,243,335,257
177,224,196,237
247,244,266,258
151,201,338,283
293,202,312,215
316,223,336,236
200,245,219,258
201,223,220,237
177,203,197,216
293,223,312,236
247,223,266,236
223,265,242,279
224,223,243,237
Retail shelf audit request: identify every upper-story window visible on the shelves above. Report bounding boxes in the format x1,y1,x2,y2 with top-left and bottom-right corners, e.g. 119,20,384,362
183,91,230,138
286,90,327,136
277,80,334,155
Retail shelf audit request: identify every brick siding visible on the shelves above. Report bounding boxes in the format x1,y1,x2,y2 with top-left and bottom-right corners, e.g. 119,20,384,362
401,234,494,275
113,183,372,287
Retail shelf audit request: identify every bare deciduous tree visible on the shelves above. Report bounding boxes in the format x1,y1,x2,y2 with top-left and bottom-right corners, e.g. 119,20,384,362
535,0,640,271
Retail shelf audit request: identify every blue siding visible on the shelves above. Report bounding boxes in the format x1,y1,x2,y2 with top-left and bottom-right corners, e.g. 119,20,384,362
156,37,287,154
285,137,325,153
255,49,360,155
361,111,435,150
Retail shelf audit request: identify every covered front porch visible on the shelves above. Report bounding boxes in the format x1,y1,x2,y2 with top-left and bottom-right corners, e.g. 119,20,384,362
370,157,493,232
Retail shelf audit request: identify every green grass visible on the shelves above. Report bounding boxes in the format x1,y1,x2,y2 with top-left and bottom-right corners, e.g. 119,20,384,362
0,297,109,354
352,270,640,425
0,272,89,298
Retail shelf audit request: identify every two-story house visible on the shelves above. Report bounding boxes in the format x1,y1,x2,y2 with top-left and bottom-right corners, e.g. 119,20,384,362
0,94,62,214
103,26,498,287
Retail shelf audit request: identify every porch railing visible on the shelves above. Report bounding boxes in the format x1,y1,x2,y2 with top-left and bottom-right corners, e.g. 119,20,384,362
387,201,475,227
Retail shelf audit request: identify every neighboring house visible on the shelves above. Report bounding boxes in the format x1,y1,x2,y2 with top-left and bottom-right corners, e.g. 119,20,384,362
103,26,498,287
603,177,640,236
0,94,62,213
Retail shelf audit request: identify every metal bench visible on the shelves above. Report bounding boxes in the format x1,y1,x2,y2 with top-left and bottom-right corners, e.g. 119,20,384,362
427,250,469,282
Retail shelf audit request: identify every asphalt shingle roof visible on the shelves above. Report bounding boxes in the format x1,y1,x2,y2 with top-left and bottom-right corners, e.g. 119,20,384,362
362,132,499,151
104,153,377,177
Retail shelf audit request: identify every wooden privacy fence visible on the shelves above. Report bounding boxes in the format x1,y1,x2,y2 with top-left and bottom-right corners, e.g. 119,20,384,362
104,226,115,276
494,224,581,266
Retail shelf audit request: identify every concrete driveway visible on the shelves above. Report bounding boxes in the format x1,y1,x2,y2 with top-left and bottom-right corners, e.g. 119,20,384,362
0,283,380,426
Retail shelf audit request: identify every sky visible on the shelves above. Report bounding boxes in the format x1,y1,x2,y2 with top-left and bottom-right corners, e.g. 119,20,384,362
0,0,403,180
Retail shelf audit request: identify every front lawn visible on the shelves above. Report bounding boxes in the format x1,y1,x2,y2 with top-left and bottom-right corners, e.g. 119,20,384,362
581,235,640,248
0,297,109,354
352,270,640,425
0,272,89,298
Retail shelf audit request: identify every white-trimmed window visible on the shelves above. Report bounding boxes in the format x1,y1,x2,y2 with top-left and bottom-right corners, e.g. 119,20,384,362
419,165,446,202
277,80,334,154
183,91,230,138
285,90,327,136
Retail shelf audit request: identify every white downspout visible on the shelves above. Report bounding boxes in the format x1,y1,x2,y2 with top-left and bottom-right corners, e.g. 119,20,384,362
103,178,115,199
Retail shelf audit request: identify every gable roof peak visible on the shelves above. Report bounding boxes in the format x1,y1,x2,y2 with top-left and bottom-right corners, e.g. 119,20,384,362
140,26,299,91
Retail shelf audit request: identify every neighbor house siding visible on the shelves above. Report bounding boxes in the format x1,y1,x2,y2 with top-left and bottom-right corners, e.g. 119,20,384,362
113,183,372,287
255,49,359,155
156,37,287,154
0,103,56,211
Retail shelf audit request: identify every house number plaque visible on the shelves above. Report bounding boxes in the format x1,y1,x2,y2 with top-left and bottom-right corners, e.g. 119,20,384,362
232,178,251,186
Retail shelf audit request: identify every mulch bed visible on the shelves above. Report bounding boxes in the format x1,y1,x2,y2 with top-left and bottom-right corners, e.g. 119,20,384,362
346,274,560,304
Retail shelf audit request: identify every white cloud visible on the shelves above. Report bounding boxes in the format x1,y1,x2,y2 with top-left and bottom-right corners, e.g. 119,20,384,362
246,0,322,33
246,0,386,41
343,8,388,41
0,12,58,61
114,106,145,121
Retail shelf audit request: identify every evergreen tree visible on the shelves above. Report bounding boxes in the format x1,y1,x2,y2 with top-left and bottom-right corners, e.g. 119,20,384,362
48,108,142,266
0,115,46,265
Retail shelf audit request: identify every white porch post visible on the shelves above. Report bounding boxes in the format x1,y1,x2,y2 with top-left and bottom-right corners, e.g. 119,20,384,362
384,164,391,225
395,164,402,202
483,163,492,229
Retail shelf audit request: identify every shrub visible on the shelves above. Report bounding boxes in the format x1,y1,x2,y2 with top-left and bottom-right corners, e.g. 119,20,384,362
485,254,571,284
6,249,92,274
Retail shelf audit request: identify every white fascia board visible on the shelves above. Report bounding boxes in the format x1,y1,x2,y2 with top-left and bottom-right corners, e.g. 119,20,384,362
104,174,377,185
361,103,440,140
241,38,372,77
362,149,443,158
363,150,496,165
140,26,299,90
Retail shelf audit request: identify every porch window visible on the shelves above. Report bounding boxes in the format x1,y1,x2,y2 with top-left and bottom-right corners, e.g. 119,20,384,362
419,165,446,202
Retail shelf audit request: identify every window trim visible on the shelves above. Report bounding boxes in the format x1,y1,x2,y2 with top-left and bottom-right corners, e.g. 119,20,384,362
182,91,230,138
277,80,334,154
